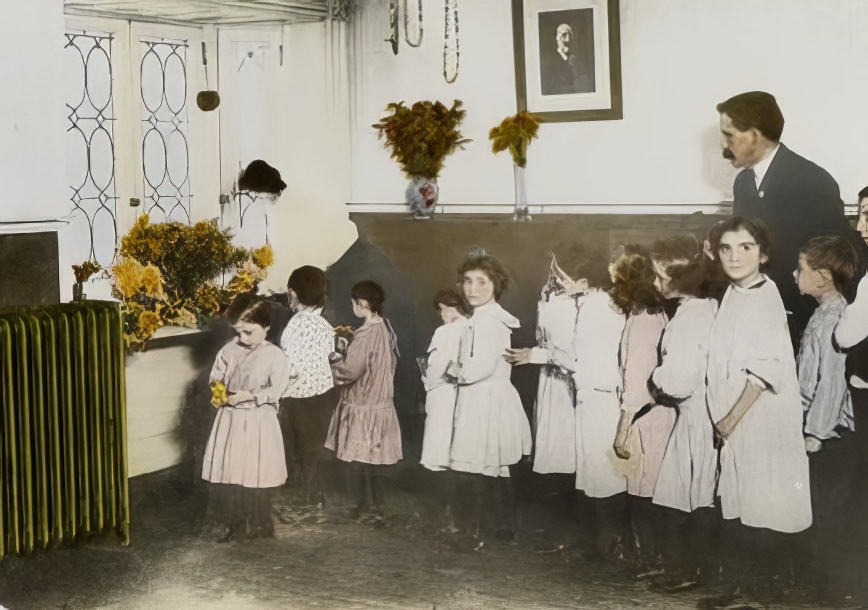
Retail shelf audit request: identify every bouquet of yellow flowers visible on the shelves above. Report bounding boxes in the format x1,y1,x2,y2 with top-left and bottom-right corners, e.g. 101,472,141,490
210,381,228,408
110,215,275,349
488,111,540,168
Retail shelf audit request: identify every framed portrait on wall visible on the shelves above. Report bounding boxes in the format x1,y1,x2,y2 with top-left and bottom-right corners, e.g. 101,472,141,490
512,0,622,122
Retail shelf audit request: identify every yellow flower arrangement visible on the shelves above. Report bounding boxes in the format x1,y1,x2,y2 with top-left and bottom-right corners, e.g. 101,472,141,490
250,245,274,269
72,260,102,284
110,215,275,349
210,381,228,408
489,111,540,168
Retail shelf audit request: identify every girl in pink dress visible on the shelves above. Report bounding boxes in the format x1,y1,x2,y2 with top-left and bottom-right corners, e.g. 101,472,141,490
325,280,402,519
610,245,672,571
202,294,290,542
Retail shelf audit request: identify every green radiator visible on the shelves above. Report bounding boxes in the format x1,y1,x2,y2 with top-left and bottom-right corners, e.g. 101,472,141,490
0,301,129,558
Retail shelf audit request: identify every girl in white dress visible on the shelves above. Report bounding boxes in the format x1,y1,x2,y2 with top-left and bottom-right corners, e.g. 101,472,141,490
706,216,811,533
568,253,633,560
504,245,598,476
420,289,469,471
448,251,532,540
705,216,812,588
648,235,718,585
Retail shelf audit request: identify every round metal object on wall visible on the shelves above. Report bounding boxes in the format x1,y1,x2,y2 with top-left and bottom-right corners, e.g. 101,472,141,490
196,90,220,111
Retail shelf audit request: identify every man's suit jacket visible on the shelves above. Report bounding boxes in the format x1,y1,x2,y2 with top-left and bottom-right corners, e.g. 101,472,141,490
732,143,859,342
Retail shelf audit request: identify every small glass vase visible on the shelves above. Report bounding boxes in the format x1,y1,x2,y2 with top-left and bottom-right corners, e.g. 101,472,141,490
513,164,531,221
72,282,85,302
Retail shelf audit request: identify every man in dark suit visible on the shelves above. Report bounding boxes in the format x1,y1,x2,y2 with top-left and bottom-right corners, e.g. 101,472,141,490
717,91,864,349
540,23,594,96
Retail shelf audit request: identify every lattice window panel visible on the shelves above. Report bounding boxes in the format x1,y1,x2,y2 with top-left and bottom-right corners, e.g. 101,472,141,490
139,38,191,224
64,31,118,267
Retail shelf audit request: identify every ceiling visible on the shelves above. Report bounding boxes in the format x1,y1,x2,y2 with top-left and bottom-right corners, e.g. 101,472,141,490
63,0,352,25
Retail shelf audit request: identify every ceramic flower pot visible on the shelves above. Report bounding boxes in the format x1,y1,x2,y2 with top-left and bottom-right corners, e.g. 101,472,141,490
406,175,439,219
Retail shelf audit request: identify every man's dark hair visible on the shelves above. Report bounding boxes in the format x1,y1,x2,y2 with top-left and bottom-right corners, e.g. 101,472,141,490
716,91,785,142
858,186,868,201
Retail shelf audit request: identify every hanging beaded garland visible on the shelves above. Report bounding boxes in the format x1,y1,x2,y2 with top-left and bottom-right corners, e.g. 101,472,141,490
443,0,459,83
387,0,399,55
402,0,423,47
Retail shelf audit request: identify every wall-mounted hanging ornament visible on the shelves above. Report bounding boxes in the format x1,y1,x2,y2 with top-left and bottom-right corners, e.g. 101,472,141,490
386,0,399,55
443,0,459,83
403,0,423,47
196,41,220,111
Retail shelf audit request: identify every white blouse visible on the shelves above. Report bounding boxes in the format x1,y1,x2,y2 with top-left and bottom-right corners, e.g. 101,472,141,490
279,306,335,398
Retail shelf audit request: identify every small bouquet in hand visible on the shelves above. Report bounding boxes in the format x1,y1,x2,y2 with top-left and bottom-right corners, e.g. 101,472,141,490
333,325,356,357
210,381,228,408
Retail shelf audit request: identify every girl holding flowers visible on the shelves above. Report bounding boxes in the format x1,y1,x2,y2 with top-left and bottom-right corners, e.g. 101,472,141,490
202,293,290,542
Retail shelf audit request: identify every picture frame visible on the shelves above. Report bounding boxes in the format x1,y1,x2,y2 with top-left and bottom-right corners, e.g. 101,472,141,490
512,0,623,123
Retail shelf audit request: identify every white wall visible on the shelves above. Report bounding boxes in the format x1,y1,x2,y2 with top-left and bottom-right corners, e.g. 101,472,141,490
218,22,356,293
0,0,72,296
350,0,868,209
0,0,67,223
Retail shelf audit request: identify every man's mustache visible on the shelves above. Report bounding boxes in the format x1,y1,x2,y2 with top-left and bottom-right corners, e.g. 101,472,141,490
722,148,735,160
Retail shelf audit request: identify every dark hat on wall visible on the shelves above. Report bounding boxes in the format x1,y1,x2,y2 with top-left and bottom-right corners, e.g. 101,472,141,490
238,160,287,195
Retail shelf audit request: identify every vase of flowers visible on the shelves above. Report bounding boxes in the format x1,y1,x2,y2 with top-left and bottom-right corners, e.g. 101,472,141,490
110,214,274,349
489,111,540,222
373,100,470,219
71,260,102,302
